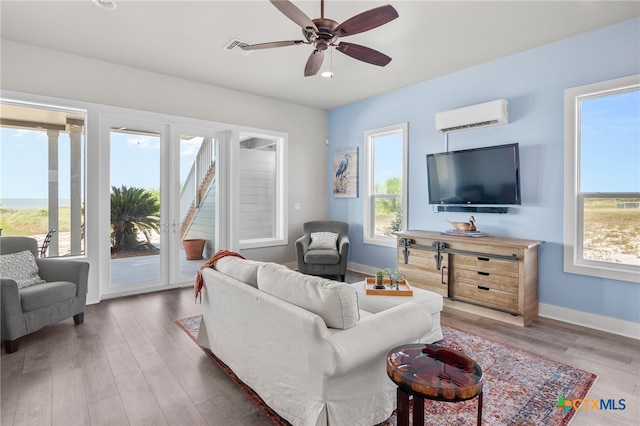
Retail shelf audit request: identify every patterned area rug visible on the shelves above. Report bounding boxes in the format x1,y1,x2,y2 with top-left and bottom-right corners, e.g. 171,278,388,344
175,315,597,426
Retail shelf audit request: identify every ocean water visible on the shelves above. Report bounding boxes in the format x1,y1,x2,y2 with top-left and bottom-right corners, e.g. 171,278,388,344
0,199,71,210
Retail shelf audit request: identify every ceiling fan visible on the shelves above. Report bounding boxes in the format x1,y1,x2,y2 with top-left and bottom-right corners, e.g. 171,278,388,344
242,0,399,77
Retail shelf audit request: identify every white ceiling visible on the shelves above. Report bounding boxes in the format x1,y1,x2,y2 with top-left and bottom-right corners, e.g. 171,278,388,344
1,0,639,110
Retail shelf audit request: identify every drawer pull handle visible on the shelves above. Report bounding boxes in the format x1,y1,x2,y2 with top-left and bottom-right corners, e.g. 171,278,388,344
477,286,490,291
477,257,490,261
477,271,490,276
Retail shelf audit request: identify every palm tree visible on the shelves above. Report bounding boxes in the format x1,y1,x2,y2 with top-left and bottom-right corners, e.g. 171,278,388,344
110,185,160,252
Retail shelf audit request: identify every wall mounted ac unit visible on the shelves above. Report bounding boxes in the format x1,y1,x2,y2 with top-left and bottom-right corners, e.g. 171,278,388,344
435,99,508,133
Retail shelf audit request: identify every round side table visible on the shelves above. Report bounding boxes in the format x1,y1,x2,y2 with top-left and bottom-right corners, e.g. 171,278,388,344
386,343,484,426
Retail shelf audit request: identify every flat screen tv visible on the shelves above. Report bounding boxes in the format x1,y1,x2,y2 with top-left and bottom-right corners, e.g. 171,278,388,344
426,143,521,206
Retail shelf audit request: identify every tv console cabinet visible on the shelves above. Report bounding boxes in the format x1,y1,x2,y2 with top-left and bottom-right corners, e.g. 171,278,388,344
395,230,542,326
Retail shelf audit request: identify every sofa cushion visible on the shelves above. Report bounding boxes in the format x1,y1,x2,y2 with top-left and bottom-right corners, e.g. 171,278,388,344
215,257,274,288
0,250,46,288
20,281,77,312
304,249,340,265
257,263,359,329
308,232,339,250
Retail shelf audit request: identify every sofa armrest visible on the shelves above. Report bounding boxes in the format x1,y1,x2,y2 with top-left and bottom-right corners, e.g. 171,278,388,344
36,258,89,298
324,302,430,375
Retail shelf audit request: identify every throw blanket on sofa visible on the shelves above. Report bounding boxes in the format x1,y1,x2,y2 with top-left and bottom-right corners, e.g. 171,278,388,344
194,249,245,302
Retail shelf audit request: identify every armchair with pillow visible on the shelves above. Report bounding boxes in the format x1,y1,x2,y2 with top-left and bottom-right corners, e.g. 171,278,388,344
0,236,89,353
295,220,349,281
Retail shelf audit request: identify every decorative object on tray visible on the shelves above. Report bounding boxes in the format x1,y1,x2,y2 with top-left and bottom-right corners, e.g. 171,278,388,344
388,268,404,290
365,277,413,296
374,269,386,288
447,215,476,231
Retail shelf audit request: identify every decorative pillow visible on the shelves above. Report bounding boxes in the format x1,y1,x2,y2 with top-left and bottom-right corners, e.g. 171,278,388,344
308,232,339,250
257,263,359,329
0,250,46,289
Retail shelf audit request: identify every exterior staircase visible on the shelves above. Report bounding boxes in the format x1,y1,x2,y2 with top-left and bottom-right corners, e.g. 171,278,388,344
180,138,216,239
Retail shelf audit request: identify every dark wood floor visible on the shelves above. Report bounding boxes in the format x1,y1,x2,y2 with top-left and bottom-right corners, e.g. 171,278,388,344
2,272,639,425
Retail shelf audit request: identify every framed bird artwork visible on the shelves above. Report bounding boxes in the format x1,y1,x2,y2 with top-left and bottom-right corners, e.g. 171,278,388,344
333,147,358,198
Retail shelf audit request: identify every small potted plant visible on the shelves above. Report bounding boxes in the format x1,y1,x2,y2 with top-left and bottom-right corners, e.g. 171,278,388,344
374,269,386,289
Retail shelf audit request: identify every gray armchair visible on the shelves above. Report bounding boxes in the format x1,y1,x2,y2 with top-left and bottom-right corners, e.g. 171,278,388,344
1,236,89,353
295,221,349,282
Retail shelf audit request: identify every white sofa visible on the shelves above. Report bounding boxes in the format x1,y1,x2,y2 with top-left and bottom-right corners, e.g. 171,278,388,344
197,258,442,426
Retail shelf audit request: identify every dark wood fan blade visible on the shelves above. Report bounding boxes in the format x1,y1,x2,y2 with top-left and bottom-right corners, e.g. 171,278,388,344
242,40,306,50
335,42,391,66
304,50,324,77
270,0,318,32
334,5,398,37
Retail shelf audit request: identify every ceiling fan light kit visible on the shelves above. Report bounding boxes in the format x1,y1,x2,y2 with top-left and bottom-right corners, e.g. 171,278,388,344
92,0,117,11
242,0,398,77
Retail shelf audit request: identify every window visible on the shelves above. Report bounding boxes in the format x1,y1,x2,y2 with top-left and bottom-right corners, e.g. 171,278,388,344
564,74,640,283
235,131,287,249
1,101,86,257
363,123,408,247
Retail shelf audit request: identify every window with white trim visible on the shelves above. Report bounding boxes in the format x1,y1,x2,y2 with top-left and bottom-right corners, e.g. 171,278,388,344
236,131,287,249
363,123,408,247
563,74,640,283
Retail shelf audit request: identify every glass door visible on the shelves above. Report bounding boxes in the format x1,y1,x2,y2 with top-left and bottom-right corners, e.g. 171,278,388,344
109,124,163,289
171,127,226,284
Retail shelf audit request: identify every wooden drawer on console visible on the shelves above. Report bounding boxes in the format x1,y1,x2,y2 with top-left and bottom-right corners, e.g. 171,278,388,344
451,281,518,313
408,278,448,297
453,268,518,293
452,254,518,277
397,248,449,297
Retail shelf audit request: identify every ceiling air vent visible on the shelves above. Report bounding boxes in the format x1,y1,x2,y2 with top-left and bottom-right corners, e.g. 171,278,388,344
224,39,251,56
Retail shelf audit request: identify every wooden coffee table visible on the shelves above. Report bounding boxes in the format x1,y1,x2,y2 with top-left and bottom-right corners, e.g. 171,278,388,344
386,343,484,426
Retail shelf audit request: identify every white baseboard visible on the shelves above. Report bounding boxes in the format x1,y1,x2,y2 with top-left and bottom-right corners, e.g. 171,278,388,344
349,261,640,340
347,261,377,276
539,303,640,340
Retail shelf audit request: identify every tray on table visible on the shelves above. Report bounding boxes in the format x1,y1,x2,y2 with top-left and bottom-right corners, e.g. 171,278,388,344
365,277,413,296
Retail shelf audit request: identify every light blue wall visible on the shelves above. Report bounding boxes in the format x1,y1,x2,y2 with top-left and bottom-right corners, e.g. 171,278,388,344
327,18,640,323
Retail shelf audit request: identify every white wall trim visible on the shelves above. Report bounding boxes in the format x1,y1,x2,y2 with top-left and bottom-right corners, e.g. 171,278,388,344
347,261,378,277
539,303,640,340
362,122,408,248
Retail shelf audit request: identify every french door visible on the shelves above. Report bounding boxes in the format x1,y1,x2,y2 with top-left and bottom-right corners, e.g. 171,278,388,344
103,116,225,295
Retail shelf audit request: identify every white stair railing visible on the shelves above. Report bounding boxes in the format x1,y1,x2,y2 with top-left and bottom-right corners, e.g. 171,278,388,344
180,138,215,228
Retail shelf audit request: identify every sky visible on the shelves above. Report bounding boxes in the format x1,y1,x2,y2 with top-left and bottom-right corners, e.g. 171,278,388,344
580,89,640,193
373,131,402,190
